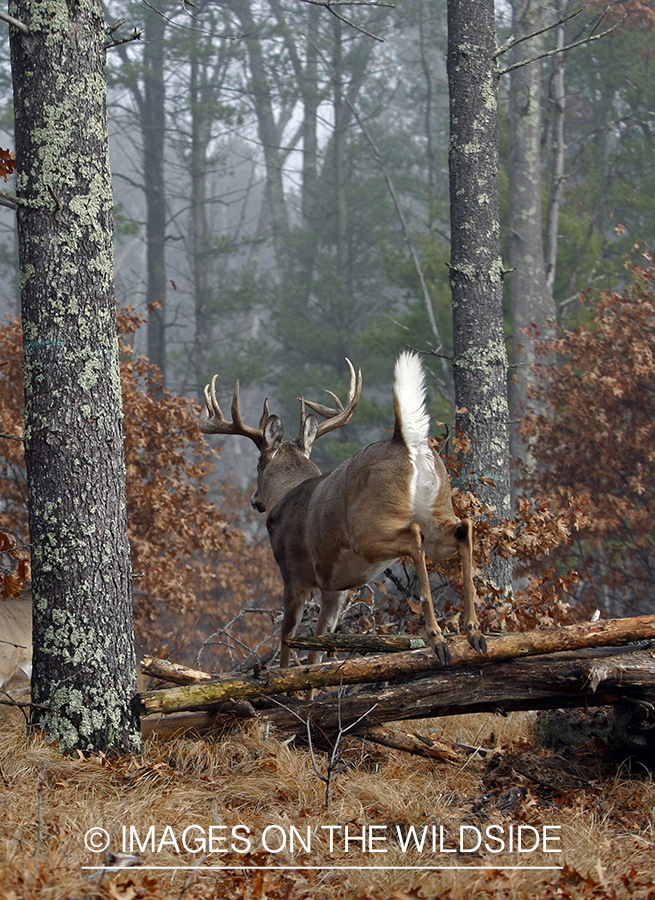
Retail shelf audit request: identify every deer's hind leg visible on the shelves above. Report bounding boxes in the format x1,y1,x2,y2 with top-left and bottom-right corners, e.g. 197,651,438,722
406,523,450,665
454,519,486,654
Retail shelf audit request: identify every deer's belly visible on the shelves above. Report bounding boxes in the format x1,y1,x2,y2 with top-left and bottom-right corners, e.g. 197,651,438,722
319,549,397,591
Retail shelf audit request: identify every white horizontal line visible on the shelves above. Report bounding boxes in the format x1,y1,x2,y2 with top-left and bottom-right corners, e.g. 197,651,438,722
83,865,564,872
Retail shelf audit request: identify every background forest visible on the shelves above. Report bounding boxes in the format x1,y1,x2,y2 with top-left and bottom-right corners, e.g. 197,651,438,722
1,0,654,664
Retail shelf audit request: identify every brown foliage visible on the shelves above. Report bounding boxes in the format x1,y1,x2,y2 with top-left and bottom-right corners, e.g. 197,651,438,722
0,311,280,657
428,434,586,634
590,0,655,29
520,263,655,614
0,147,16,181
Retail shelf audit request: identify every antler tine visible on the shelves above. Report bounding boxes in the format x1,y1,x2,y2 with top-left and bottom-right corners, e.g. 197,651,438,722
199,375,265,448
302,358,363,439
258,397,271,433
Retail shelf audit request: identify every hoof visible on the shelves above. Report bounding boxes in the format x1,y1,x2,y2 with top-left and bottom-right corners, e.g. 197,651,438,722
467,629,487,655
432,638,451,666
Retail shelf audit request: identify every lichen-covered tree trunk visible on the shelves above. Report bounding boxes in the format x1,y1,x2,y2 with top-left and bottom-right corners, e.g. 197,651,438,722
10,0,141,753
447,0,513,599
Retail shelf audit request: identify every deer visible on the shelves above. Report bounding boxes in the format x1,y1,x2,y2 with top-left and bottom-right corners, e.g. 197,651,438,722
200,351,486,667
0,594,32,691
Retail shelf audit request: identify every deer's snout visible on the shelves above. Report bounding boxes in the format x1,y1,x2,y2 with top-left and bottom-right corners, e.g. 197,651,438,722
251,490,265,513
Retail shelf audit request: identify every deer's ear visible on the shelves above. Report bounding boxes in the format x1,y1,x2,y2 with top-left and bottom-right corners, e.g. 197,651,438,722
263,416,284,454
299,414,318,457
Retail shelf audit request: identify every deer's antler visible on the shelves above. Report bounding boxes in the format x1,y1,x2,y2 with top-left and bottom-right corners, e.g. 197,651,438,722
300,358,363,439
200,375,270,448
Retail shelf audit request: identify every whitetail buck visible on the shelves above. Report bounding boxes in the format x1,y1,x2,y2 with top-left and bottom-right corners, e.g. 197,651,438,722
200,352,486,666
0,596,32,690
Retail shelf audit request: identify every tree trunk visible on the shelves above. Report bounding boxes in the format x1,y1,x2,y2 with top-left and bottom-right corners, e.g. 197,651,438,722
446,0,513,598
228,0,291,278
332,18,351,309
507,0,556,473
189,40,213,391
142,3,167,383
10,0,140,753
544,2,566,298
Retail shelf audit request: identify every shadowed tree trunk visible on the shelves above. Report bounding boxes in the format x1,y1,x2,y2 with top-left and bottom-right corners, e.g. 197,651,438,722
10,0,140,753
447,0,513,600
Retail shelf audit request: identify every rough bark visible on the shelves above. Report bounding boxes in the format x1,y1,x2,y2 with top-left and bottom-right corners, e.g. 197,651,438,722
446,0,513,598
507,0,556,472
10,0,140,752
138,615,655,715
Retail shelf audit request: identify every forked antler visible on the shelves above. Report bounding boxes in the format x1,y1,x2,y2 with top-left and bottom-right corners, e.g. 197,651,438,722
301,358,363,439
200,375,270,448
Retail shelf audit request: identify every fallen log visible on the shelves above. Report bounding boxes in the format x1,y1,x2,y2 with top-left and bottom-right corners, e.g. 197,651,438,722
286,634,428,653
137,615,655,716
141,656,215,686
360,724,460,761
139,644,655,744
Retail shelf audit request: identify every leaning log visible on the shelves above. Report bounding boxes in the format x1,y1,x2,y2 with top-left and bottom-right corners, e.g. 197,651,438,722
139,644,655,742
139,643,655,751
286,634,428,653
137,615,655,716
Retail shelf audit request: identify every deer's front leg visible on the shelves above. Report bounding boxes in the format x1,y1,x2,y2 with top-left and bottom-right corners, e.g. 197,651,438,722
280,587,312,668
308,590,347,666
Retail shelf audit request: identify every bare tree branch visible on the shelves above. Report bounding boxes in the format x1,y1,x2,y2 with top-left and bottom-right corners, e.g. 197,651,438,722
499,13,627,76
495,6,584,58
297,0,393,42
0,8,29,33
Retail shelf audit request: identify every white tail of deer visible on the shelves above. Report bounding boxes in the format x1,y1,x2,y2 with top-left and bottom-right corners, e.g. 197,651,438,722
200,352,486,666
0,596,32,690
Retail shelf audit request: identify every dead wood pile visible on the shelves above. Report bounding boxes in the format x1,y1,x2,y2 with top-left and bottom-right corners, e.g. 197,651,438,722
137,615,655,758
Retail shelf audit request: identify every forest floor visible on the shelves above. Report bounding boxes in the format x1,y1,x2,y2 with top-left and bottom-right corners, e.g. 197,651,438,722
0,702,654,900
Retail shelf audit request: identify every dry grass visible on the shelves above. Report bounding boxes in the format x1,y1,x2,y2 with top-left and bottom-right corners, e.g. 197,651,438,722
0,706,654,899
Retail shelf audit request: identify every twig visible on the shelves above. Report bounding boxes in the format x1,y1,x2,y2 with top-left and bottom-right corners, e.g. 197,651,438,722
34,765,46,861
195,607,279,671
0,192,19,212
495,6,583,57
105,28,144,49
0,432,24,442
0,8,29,34
499,14,627,76
297,0,392,41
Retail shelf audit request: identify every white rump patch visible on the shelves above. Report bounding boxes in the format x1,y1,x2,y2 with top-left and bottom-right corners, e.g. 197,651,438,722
394,351,440,522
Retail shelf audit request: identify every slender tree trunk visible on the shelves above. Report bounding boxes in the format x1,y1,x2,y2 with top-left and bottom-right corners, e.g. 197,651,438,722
142,3,167,383
447,0,513,598
301,5,320,227
507,0,556,473
545,3,567,298
228,0,290,278
10,0,140,752
189,41,213,391
332,18,351,310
